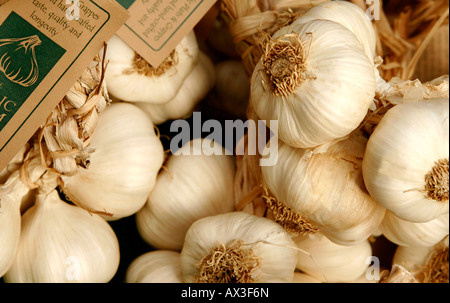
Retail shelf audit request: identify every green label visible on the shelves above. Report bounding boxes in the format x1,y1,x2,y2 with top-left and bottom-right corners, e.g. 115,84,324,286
116,0,135,9
0,12,65,131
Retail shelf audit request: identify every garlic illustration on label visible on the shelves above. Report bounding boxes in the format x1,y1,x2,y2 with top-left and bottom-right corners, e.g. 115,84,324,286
0,35,41,87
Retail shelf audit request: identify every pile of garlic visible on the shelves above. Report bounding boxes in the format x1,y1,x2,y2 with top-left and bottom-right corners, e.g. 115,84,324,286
0,54,166,282
1,0,448,284
239,0,449,283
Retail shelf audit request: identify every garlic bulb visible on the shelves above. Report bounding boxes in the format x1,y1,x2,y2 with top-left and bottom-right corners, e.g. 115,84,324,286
0,173,25,278
0,156,46,277
393,237,449,283
61,102,164,220
104,31,199,104
380,211,449,247
134,51,215,125
261,131,386,246
295,234,372,283
125,250,182,283
292,1,376,60
136,138,235,251
250,19,376,148
0,35,41,87
4,189,120,282
180,211,297,283
362,98,449,223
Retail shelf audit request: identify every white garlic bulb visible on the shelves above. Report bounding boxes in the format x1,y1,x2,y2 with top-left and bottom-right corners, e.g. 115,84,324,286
4,189,120,282
362,98,449,223
125,250,182,283
292,0,376,60
180,211,297,283
295,234,372,283
0,157,46,277
61,102,164,220
250,19,376,148
104,31,199,104
261,131,386,246
0,173,25,278
393,237,449,283
135,51,215,125
136,138,235,251
380,211,449,247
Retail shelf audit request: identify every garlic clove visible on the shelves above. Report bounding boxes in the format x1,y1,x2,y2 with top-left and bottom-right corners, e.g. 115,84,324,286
125,250,182,283
393,237,449,283
104,31,199,104
61,102,164,220
362,98,449,223
4,189,120,283
136,138,235,251
261,131,386,246
295,234,373,283
380,211,449,247
180,211,297,283
292,0,377,61
134,51,215,125
251,19,376,148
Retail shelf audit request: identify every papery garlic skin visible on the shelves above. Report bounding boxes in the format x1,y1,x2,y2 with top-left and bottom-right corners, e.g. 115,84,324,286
135,51,215,125
62,102,164,220
362,98,449,223
295,234,372,283
393,245,435,275
251,19,376,148
136,138,235,251
292,0,376,60
380,211,449,247
125,250,182,283
4,190,120,283
181,212,297,283
0,173,23,277
105,32,199,104
261,132,386,246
